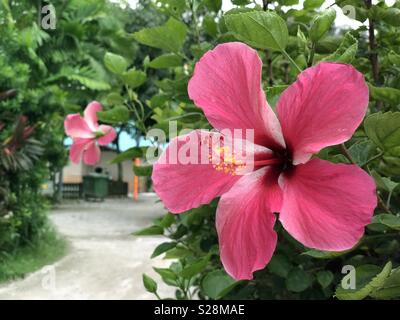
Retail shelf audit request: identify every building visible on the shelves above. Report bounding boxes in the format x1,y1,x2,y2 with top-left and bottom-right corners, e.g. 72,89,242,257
62,146,147,197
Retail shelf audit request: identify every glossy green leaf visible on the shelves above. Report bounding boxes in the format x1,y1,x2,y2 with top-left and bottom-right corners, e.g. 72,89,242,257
157,213,175,228
323,32,358,63
133,164,153,177
201,270,238,300
304,0,324,9
364,112,400,152
267,254,292,278
381,7,400,27
132,225,164,236
180,256,209,279
370,267,400,299
203,15,218,38
148,54,182,69
336,262,392,300
317,271,334,288
97,106,129,124
142,273,157,293
153,267,178,286
106,92,124,106
203,0,222,12
132,18,187,52
372,214,400,231
225,11,288,51
302,248,350,259
110,147,143,164
151,242,177,258
368,85,400,105
104,52,128,75
122,69,146,88
309,8,336,42
286,268,312,292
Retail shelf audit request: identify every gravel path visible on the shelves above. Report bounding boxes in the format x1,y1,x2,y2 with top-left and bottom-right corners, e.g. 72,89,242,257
0,194,173,300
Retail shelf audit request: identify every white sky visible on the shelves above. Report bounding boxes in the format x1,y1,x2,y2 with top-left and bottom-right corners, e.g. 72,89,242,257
119,0,397,29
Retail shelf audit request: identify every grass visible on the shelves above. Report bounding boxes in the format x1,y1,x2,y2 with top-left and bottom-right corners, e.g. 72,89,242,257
0,226,68,284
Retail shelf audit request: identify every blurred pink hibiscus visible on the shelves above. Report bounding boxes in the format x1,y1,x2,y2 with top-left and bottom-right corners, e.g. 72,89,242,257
64,101,116,165
152,42,377,280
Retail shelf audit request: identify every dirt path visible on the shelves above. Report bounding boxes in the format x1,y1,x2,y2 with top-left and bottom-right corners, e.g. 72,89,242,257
0,194,173,300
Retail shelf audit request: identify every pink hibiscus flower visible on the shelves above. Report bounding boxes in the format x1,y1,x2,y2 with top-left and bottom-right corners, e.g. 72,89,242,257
64,101,116,165
152,42,377,280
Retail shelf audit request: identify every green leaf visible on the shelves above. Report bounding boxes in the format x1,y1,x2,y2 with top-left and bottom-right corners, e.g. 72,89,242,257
267,254,292,278
110,147,143,164
371,170,398,192
67,75,111,91
388,50,400,65
266,85,289,109
309,8,336,42
279,0,299,5
231,0,251,5
381,7,400,27
104,52,128,75
151,242,177,258
364,112,400,153
317,271,334,288
348,139,375,167
133,164,153,177
372,214,400,231
224,11,288,51
202,270,238,299
180,256,210,279
323,32,358,63
97,106,129,124
142,273,158,293
153,267,178,286
156,0,188,18
157,213,175,228
336,262,392,300
203,15,218,38
368,85,400,105
164,247,192,259
148,54,182,69
302,248,350,259
286,268,312,293
132,18,187,52
106,92,124,106
304,0,324,9
203,0,222,12
133,225,164,236
370,267,400,299
122,69,146,88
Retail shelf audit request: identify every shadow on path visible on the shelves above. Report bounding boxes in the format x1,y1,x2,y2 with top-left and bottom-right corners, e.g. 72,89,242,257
0,194,173,300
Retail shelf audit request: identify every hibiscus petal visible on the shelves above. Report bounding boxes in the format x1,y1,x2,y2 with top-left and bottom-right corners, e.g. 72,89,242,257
83,141,101,165
278,158,377,251
188,42,285,149
84,101,102,131
216,167,281,280
98,125,116,145
64,114,94,139
69,138,92,164
152,130,271,213
277,62,369,165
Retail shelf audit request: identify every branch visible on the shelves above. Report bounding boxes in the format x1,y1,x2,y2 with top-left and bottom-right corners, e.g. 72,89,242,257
0,89,17,101
364,0,383,110
262,0,269,11
340,143,392,214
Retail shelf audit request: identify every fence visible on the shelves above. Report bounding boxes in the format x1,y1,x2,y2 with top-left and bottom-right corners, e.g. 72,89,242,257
62,181,128,199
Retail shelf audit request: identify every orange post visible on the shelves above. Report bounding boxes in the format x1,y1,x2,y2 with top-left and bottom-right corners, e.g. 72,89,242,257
133,158,140,201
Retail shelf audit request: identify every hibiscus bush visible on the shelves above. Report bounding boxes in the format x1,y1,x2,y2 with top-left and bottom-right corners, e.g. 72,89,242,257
60,0,400,299
0,0,132,270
